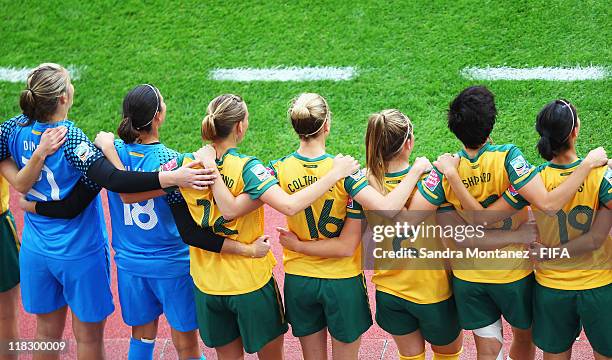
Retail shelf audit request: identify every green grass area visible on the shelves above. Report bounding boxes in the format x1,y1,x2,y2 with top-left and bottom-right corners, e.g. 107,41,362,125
1,0,610,165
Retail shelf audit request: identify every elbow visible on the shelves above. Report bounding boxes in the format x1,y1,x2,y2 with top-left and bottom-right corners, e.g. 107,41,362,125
538,201,561,216
65,212,81,220
14,184,30,194
119,194,136,204
387,207,402,218
590,233,608,250
452,238,470,248
221,213,237,221
219,207,240,221
338,246,358,257
62,208,82,220
280,205,299,217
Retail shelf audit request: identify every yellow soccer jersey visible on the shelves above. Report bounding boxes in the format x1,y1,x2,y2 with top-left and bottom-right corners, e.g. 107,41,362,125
178,149,278,295
269,152,367,279
370,168,453,304
417,143,536,284
0,177,9,214
527,161,612,290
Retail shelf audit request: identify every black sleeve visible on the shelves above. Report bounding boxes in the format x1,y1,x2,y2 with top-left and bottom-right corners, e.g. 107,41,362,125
35,178,102,219
86,157,163,193
169,200,225,253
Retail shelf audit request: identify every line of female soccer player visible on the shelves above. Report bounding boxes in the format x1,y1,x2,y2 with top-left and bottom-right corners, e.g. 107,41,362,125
0,63,610,360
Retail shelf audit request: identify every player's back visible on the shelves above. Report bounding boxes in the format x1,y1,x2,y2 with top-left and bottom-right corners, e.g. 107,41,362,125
108,140,189,278
370,167,452,304
6,116,106,259
270,152,366,279
419,143,535,283
533,161,612,290
179,149,275,295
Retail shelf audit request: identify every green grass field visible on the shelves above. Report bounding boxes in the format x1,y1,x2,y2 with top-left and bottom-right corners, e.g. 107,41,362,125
1,0,610,165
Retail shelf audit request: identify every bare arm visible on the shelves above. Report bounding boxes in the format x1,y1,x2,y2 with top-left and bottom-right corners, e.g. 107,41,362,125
518,147,607,214
0,127,67,193
393,191,439,226
534,201,612,259
436,210,536,250
196,146,359,217
103,144,167,204
277,218,363,258
94,131,216,203
353,157,431,215
220,235,271,258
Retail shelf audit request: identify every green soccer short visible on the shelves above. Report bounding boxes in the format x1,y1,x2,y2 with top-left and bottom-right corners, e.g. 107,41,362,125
452,273,534,330
375,290,462,346
284,273,373,344
0,210,20,292
193,277,288,354
533,282,612,357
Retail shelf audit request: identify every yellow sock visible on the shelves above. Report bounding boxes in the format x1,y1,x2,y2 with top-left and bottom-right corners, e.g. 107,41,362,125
399,351,426,360
433,347,463,360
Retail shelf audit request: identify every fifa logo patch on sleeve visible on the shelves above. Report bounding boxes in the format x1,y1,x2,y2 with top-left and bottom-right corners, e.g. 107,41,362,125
161,158,178,171
510,155,531,177
251,163,271,182
349,168,365,181
74,142,93,163
424,170,440,191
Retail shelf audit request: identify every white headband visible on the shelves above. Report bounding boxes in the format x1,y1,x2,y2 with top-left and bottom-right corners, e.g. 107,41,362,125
390,113,412,156
136,84,159,130
558,99,575,141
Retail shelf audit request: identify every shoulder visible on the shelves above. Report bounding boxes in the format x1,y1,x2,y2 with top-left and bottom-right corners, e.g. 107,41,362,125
161,151,192,171
489,143,517,153
535,162,549,173
1,114,28,134
153,143,181,165
64,123,90,142
113,139,126,150
269,153,294,167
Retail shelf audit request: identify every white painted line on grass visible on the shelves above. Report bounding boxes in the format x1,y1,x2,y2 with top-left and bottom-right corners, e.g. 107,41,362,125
461,66,608,81
210,66,357,82
0,65,82,82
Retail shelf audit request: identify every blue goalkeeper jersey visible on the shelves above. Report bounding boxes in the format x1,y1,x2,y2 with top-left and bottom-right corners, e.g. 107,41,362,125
0,115,107,259
107,140,189,278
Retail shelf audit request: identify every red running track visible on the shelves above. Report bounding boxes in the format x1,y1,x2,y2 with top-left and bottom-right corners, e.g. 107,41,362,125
9,189,595,359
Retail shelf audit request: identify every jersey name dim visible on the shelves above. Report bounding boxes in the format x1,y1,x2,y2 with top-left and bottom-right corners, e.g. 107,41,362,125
220,173,235,188
287,175,318,193
462,172,492,188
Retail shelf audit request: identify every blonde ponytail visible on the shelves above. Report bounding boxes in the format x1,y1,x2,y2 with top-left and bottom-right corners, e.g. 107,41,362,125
365,109,413,193
201,94,246,141
201,113,217,141
19,63,70,125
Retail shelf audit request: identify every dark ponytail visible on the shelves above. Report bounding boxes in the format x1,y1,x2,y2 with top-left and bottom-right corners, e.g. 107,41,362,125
117,116,141,144
118,84,160,143
535,99,577,161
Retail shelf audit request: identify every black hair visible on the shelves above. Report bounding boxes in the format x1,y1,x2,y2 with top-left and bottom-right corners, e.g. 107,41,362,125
535,99,577,161
117,84,161,143
447,86,497,149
